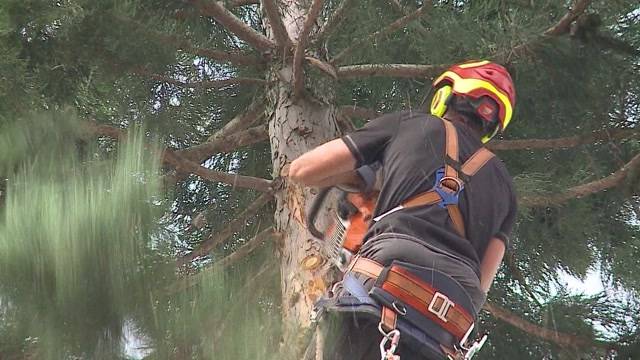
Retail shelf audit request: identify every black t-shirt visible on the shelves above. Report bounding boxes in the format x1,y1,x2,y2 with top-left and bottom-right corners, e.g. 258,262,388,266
342,111,517,274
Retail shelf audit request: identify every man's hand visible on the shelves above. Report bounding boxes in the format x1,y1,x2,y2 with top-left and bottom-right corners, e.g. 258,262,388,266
288,139,357,187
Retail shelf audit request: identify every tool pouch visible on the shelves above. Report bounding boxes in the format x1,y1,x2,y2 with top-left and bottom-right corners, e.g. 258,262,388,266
369,261,476,356
314,261,476,359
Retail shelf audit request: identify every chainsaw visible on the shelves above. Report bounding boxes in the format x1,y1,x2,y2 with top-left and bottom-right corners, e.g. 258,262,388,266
305,165,379,271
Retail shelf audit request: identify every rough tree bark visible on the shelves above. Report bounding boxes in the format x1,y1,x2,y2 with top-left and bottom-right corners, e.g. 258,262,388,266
263,1,341,357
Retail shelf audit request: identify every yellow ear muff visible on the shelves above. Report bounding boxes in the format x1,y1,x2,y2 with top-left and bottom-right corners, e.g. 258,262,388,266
430,85,453,117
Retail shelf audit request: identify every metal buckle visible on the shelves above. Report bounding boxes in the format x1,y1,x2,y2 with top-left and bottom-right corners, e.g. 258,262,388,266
459,322,475,347
438,176,464,194
433,168,464,206
427,292,455,323
463,334,488,360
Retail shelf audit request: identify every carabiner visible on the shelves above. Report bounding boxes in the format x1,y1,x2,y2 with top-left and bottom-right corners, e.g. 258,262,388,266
378,326,401,360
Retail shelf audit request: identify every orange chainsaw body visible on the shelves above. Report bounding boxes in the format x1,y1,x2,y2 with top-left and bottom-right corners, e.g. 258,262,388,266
340,192,377,253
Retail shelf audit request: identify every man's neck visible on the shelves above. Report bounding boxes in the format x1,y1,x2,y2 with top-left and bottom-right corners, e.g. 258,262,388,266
443,112,483,140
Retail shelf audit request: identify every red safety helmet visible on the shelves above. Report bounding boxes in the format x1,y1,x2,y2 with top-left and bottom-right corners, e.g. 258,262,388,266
430,60,516,142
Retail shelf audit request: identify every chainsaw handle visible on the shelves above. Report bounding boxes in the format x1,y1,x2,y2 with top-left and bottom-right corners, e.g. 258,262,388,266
306,187,331,240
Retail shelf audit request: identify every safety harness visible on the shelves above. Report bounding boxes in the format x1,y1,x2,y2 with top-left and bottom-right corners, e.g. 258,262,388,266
373,118,495,239
313,118,495,360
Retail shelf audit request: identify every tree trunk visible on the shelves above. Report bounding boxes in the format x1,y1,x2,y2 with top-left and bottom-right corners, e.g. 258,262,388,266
264,1,341,356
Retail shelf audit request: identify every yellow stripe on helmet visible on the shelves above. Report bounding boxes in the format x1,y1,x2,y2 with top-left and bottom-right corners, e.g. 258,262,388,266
457,60,491,69
433,70,513,130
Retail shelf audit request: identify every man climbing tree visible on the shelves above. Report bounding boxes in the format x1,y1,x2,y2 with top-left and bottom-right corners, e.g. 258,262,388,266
290,60,517,359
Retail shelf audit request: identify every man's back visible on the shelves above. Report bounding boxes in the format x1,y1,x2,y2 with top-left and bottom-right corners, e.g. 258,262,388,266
343,110,517,274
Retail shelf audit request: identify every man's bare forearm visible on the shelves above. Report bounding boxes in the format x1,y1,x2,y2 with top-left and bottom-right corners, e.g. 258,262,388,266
289,139,357,186
307,170,364,189
479,237,506,294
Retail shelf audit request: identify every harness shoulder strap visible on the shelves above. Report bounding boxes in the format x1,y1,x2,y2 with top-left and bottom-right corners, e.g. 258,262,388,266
374,119,495,238
397,119,495,238
441,118,459,179
461,147,495,177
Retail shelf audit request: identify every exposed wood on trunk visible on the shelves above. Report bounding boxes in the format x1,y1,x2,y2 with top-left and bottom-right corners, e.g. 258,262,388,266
191,0,277,51
484,301,605,349
268,71,340,340
337,63,445,79
177,124,269,162
84,121,273,192
313,0,355,44
262,0,293,48
331,4,429,64
265,1,343,355
142,72,266,89
520,153,640,207
543,0,593,36
305,56,338,79
293,0,325,99
489,128,640,150
177,192,274,266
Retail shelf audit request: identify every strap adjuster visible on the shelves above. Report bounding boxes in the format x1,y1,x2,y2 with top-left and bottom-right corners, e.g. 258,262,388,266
428,291,455,323
434,169,464,206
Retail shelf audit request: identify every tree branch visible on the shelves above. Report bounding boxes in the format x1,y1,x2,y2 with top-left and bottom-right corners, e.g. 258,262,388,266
313,0,355,44
262,0,292,48
85,122,273,192
337,63,445,79
177,192,274,266
216,226,275,268
142,72,266,89
180,43,262,66
111,14,262,66
305,56,338,79
230,0,259,7
339,105,381,119
207,100,266,143
491,0,594,64
520,153,640,207
543,0,593,36
484,301,607,349
504,250,544,308
590,33,640,57
177,101,267,163
488,128,640,151
383,0,430,37
331,4,428,64
163,149,273,192
177,124,269,163
190,0,277,51
293,0,325,99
